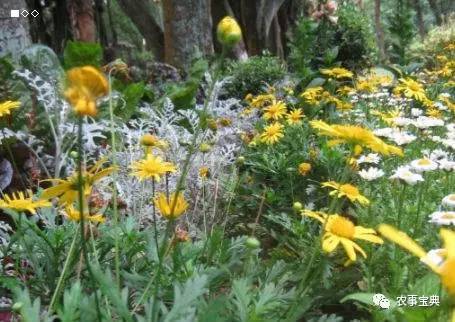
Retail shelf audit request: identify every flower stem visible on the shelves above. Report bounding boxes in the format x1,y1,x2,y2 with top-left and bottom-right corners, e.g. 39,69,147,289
48,226,79,311
77,117,102,322
108,71,121,287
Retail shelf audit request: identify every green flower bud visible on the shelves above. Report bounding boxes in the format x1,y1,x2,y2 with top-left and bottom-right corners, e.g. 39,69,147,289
245,237,261,249
292,202,303,212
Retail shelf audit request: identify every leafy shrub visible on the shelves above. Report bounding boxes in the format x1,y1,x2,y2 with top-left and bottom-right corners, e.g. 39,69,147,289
409,15,455,64
335,4,376,68
386,0,415,64
288,4,375,79
223,55,286,99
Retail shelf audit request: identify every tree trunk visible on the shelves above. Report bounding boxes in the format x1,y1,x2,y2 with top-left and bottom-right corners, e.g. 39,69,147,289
52,0,72,53
116,0,164,60
68,0,96,42
163,0,213,70
0,0,31,57
413,0,425,39
427,0,442,25
374,0,385,62
240,0,261,55
94,0,108,47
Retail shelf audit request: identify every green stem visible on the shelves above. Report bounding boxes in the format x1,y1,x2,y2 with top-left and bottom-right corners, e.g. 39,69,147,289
396,184,407,229
108,71,121,287
77,117,102,322
415,177,428,234
48,226,79,311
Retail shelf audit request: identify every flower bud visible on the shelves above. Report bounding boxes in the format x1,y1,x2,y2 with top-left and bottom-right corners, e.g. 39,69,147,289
217,16,242,48
236,156,245,166
292,202,303,212
12,302,23,312
199,143,212,153
298,162,312,176
245,237,260,249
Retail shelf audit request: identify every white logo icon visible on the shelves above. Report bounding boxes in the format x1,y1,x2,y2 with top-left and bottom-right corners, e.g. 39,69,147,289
373,293,391,309
21,10,29,17
31,10,39,17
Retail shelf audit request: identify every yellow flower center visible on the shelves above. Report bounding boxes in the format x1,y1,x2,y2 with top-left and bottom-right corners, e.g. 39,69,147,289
417,158,432,166
440,259,455,295
328,216,355,239
340,184,359,197
448,195,455,202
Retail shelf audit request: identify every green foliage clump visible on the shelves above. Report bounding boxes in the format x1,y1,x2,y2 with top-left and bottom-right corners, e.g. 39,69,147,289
223,55,286,99
410,15,455,63
335,4,376,67
63,41,103,69
386,0,415,65
289,4,375,80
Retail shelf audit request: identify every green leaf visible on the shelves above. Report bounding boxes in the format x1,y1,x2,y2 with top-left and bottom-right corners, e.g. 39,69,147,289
63,41,103,69
57,282,82,322
163,274,208,322
90,265,134,322
341,292,397,310
118,82,145,120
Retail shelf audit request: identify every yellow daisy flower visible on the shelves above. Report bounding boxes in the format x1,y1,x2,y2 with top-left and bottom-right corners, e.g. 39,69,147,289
64,66,109,116
154,192,188,220
131,154,176,181
320,67,353,79
140,134,168,149
310,120,403,156
394,78,427,102
64,205,105,223
0,100,20,118
41,158,115,205
303,210,383,262
199,166,210,179
322,181,370,205
263,100,287,121
260,122,284,145
0,190,51,214
300,87,324,105
286,108,304,125
247,93,275,109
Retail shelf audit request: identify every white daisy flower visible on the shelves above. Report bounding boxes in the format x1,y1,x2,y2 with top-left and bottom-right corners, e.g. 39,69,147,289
410,158,438,172
429,211,455,226
390,132,417,145
358,167,385,181
442,194,455,208
438,159,455,171
412,116,444,129
411,108,423,117
374,127,394,138
357,153,381,165
429,149,449,161
393,117,413,127
389,166,424,185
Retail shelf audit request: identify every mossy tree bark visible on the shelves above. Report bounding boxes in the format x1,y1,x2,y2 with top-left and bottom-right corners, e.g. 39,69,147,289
0,0,31,57
163,0,214,70
116,0,164,61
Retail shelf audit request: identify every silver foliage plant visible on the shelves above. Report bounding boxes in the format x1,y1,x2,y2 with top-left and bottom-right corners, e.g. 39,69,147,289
13,66,255,232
